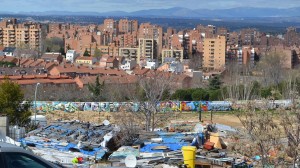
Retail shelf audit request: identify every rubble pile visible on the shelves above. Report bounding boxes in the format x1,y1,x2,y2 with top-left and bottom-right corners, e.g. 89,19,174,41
108,123,244,167
19,119,264,167
21,120,117,167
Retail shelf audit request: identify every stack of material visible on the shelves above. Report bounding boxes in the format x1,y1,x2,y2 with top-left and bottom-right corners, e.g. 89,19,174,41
109,146,139,161
21,121,117,166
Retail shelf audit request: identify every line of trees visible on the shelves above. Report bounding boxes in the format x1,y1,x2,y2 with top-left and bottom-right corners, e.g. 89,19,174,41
172,77,300,102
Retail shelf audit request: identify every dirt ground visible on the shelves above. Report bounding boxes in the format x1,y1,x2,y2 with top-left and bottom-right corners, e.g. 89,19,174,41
44,111,243,129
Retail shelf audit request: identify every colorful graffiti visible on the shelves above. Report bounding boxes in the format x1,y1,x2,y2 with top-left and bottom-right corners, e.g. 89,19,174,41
32,101,233,113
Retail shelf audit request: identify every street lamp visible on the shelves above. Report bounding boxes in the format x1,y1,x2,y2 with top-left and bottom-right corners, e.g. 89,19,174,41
34,83,40,125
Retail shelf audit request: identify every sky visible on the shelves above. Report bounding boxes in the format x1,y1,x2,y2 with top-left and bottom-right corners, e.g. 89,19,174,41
1,0,300,12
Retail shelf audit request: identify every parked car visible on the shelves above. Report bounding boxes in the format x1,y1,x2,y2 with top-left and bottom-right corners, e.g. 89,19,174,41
0,142,64,168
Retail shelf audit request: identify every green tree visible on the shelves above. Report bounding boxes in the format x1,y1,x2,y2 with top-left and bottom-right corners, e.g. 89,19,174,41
88,75,104,101
83,48,90,57
171,89,192,101
93,47,102,60
0,79,31,126
192,88,209,101
46,47,51,52
208,89,221,101
209,76,222,90
0,61,16,67
261,87,272,98
161,89,171,101
59,46,65,55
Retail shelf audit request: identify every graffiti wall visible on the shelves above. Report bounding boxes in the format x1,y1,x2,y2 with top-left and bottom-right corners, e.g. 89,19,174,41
32,101,233,113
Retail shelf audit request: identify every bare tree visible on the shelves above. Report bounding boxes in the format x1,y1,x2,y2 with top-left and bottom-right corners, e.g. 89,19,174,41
279,75,300,167
15,43,39,60
188,51,202,70
125,70,174,131
230,101,284,167
111,111,142,146
257,51,286,86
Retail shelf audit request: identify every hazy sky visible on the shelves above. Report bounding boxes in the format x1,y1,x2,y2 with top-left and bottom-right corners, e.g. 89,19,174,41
2,0,300,12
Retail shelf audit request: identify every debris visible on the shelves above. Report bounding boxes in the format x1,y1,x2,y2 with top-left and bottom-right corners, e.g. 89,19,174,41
21,120,117,166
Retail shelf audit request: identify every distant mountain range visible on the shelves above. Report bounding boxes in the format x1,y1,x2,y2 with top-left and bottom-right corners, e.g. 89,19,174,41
2,7,300,18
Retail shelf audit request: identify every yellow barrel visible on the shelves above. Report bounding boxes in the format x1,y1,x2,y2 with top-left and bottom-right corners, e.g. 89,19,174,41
182,146,196,168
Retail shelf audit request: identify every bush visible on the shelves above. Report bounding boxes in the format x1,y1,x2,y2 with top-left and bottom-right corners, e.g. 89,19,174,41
191,89,209,101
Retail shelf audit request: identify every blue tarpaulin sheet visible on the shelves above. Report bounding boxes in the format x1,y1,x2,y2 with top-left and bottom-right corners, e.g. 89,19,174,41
21,139,106,159
140,132,192,153
140,143,188,153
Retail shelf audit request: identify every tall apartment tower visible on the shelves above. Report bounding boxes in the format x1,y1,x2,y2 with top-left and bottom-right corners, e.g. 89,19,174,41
103,19,118,35
203,36,226,71
0,19,41,50
118,19,138,34
138,23,163,59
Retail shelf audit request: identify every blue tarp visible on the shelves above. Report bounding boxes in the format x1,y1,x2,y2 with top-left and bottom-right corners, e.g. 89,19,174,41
140,143,188,153
140,132,192,153
20,139,106,159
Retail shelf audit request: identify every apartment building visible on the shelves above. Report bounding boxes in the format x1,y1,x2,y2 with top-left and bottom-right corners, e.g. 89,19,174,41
161,49,183,63
118,32,138,47
138,38,157,64
0,19,41,50
196,24,216,38
119,47,139,60
118,19,138,34
138,23,163,58
240,28,258,45
48,23,62,33
237,46,256,66
203,36,226,71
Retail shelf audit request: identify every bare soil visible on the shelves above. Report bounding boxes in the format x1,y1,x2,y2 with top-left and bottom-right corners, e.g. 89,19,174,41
44,111,243,128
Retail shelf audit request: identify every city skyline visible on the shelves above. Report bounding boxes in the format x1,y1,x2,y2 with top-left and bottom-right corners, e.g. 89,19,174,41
1,0,300,13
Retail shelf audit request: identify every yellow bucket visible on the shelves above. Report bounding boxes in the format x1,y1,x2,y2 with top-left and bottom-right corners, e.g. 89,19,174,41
182,146,196,168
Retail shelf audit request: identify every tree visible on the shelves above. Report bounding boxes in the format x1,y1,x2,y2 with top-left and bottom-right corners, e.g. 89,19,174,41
279,76,300,167
93,47,102,60
15,43,39,59
59,46,65,55
0,79,31,127
83,48,90,57
230,101,283,167
257,51,286,86
43,37,64,53
46,47,51,52
66,44,71,51
0,61,16,67
188,52,202,70
209,75,222,90
161,89,171,101
191,89,209,101
128,71,174,131
88,76,104,101
171,89,193,101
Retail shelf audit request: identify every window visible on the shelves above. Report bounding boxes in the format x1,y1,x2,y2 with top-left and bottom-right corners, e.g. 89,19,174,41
3,152,52,168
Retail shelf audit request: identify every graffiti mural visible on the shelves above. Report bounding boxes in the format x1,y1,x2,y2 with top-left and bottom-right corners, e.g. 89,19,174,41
32,101,235,113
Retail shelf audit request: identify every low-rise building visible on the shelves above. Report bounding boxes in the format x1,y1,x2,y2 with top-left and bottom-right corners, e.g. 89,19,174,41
41,52,63,63
75,57,97,65
120,60,137,70
66,50,77,63
119,47,139,60
3,47,16,56
161,49,184,63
